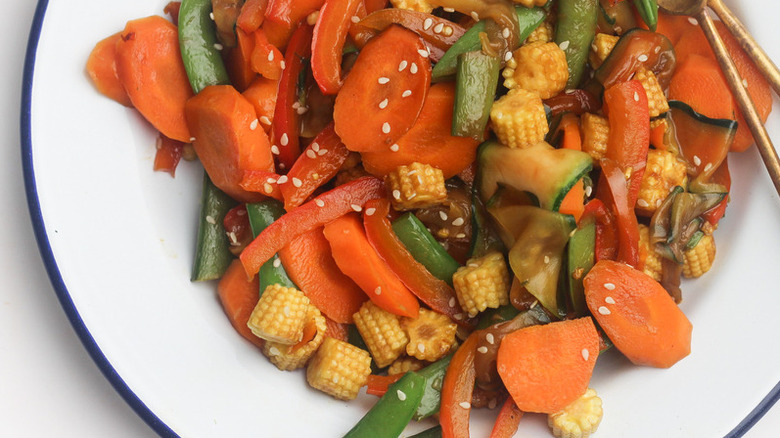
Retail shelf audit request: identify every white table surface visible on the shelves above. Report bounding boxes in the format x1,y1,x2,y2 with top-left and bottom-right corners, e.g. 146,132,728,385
2,1,780,437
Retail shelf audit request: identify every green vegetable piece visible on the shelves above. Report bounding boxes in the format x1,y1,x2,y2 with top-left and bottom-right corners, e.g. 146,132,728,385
191,174,236,281
555,0,598,88
392,213,460,285
245,200,297,291
633,0,659,31
453,51,500,141
178,0,231,93
432,6,546,80
567,218,596,317
413,353,453,421
343,372,426,438
408,426,442,438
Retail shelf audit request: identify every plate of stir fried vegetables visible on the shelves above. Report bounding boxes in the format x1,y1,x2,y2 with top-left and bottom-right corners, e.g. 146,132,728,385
22,0,780,436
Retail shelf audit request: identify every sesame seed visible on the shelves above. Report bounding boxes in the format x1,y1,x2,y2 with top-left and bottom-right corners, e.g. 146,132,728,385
269,346,280,356
638,54,648,62
292,102,301,109
397,390,407,401
306,149,316,159
260,116,272,125
296,106,308,115
318,149,328,156
250,119,259,130
439,211,448,221
398,60,408,72
365,207,376,216
502,27,510,39
417,343,426,353
443,7,455,12
402,90,412,98
276,175,288,184
390,144,400,152
280,60,286,70
379,98,389,109
477,346,488,354
292,177,303,188
382,122,391,134
315,199,325,207
214,43,223,51
311,142,320,152
486,333,495,344
267,51,274,62
470,11,480,21
378,77,390,84
654,46,661,54
452,217,465,226
271,145,280,155
206,215,216,225
637,199,650,207
449,297,456,307
443,26,453,36
598,306,611,315
559,40,570,51
410,63,418,74
351,15,360,23
456,233,466,238
454,313,464,320
459,401,471,409
423,18,433,30
209,12,214,20
543,255,550,264
704,163,713,172
604,282,616,290
283,305,290,316
417,49,429,58
273,258,282,268
434,23,444,34
585,185,593,197
189,137,196,142
693,155,702,166
582,348,590,361
743,79,749,88
504,51,513,62
374,286,382,295
688,17,698,25
605,296,616,304
393,190,401,199
351,204,362,212
264,183,273,194
280,133,289,146
634,91,640,101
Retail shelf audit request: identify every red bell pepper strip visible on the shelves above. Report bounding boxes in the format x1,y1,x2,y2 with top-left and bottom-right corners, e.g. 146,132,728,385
272,23,313,171
603,80,650,207
153,133,184,177
489,397,524,438
280,123,351,210
364,0,388,12
239,169,284,201
311,0,362,95
223,205,253,254
581,198,618,262
363,198,464,321
440,334,479,438
701,157,731,226
366,373,404,397
240,176,384,276
263,0,324,48
237,0,268,34
599,158,641,268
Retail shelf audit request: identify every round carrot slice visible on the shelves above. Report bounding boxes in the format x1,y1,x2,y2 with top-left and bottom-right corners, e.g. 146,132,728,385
333,24,431,153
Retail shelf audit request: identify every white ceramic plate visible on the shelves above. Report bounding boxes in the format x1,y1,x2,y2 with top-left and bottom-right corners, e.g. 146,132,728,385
22,0,780,436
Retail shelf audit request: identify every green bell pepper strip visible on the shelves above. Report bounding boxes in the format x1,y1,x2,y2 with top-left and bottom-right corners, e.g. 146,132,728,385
432,6,546,80
191,174,236,281
245,200,297,291
178,0,231,94
633,0,658,31
342,372,426,438
392,213,460,285
567,218,596,317
408,426,442,438
555,0,598,89
413,353,453,420
452,51,500,141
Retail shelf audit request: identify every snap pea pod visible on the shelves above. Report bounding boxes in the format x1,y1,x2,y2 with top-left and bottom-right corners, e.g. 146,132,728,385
633,0,658,31
245,201,297,291
452,51,500,141
432,6,546,80
342,372,426,438
413,353,453,420
178,0,231,93
555,0,598,88
392,213,460,285
408,426,442,438
191,174,236,281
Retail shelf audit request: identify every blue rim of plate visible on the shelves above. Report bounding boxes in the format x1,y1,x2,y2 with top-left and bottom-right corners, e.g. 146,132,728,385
18,0,780,436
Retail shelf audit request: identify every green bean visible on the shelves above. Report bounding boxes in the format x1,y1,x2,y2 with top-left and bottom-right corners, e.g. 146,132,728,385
178,0,231,93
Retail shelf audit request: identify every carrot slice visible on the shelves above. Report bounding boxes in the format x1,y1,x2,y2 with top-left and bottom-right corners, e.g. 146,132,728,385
278,227,367,324
558,115,585,221
250,28,284,80
86,32,132,107
669,53,737,121
115,16,193,142
237,0,268,33
497,317,599,414
323,213,420,318
239,170,284,201
226,28,258,92
241,76,278,133
333,25,431,153
583,259,692,368
361,82,480,178
217,259,265,349
654,10,699,45
184,85,275,202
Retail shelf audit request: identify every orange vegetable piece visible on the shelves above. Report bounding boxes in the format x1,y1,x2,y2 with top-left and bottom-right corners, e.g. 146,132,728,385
558,114,585,221
242,76,278,133
114,16,193,142
237,0,268,34
250,28,284,80
654,11,699,45
86,32,132,107
278,227,367,324
497,317,599,414
226,28,258,92
361,82,480,178
669,53,737,121
217,259,265,349
323,213,420,318
489,397,524,438
584,259,693,368
184,85,275,202
324,315,349,342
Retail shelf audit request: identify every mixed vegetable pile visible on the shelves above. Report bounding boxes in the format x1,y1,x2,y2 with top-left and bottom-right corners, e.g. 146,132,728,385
87,0,773,436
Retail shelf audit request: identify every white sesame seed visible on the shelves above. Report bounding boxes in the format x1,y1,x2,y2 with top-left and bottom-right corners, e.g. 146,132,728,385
209,12,214,20
604,282,616,290
688,17,698,25
743,79,749,88
390,144,400,152
296,106,308,115
449,297,456,307
439,211,448,221
292,177,303,188
402,89,412,98
311,142,320,152
351,15,360,23
477,346,488,354
434,23,444,34
452,217,465,226
267,51,274,62
470,11,480,21
365,207,376,216
559,40,570,51
398,60,408,72
543,255,550,264
214,43,224,51
378,76,390,84
417,343,426,353
454,313,464,320
283,305,290,316
408,193,417,199
393,190,401,199
598,306,611,315
504,51,513,62
273,258,282,268
638,54,648,62
502,27,510,39
460,401,471,409
271,145,280,155
417,49,429,58
654,46,661,54
410,63,418,74
306,149,317,159
397,390,407,401
693,155,702,166
637,199,650,207
423,18,433,30
292,101,301,109
276,175,288,184
259,116,272,125
264,183,273,194
280,60,286,70
351,204,362,212
315,199,325,207
455,233,466,238
250,119,259,130
382,122,391,134
206,215,216,225
704,163,713,173
269,346,280,356
443,7,455,12
189,137,196,142
605,296,616,304
318,149,328,156
634,91,640,101
280,133,289,146
585,185,593,197
582,348,590,361
374,286,382,295
486,333,495,345
443,26,453,36
379,98,389,109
